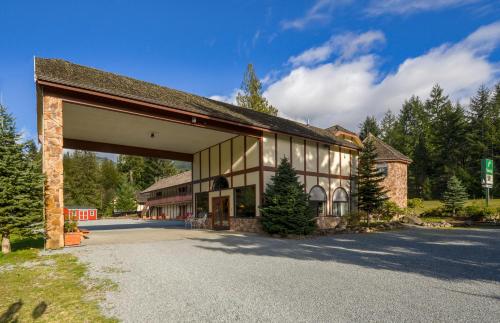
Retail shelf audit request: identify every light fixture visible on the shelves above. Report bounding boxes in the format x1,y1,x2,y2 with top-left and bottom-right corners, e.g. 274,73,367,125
150,131,159,139
192,117,197,124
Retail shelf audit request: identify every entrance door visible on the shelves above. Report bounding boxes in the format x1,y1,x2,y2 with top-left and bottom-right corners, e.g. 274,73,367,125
212,196,230,230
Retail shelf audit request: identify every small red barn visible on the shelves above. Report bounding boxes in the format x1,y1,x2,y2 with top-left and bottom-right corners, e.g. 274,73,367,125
64,207,98,221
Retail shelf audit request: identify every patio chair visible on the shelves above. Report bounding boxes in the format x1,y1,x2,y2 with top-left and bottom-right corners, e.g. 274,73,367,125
193,213,208,229
184,213,195,229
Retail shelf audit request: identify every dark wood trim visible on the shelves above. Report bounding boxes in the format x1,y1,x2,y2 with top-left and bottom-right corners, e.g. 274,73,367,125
219,143,222,177
259,136,264,206
208,147,211,185
289,136,292,161
303,139,307,192
274,133,278,166
316,142,320,186
230,137,234,187
328,146,331,215
192,167,260,185
339,146,342,186
262,166,349,181
63,138,192,161
244,136,247,186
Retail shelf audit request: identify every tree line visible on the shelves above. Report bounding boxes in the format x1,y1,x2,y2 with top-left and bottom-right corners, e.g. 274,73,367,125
359,84,500,200
63,152,182,215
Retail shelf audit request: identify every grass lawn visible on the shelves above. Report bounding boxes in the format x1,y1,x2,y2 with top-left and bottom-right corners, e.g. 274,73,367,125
0,236,116,322
416,198,500,214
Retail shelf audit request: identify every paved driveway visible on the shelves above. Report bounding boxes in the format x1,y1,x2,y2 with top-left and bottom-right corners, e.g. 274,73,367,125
68,221,500,322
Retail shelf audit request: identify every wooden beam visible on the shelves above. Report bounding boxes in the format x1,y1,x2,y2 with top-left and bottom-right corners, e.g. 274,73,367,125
63,138,193,161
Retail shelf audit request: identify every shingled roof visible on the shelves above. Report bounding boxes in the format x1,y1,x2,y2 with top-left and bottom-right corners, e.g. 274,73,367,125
364,134,412,163
142,171,192,193
325,124,357,136
35,58,358,150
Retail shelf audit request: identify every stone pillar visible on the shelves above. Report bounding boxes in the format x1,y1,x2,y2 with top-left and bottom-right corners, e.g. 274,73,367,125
43,95,64,249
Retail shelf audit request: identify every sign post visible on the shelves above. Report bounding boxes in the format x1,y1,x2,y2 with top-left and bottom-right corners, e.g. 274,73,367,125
481,159,494,207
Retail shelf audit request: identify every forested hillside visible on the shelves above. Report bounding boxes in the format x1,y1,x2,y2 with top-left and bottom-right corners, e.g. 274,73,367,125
359,84,500,200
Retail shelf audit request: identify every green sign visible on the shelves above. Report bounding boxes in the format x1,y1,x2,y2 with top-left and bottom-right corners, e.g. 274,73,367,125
481,159,494,188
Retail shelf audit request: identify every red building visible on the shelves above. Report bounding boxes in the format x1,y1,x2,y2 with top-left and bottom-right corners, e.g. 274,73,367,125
64,207,98,221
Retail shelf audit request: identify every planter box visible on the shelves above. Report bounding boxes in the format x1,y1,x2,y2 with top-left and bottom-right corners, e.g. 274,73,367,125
64,232,81,246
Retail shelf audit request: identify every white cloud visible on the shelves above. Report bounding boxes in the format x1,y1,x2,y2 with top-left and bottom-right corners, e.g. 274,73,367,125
264,22,500,130
209,89,240,105
288,30,385,66
366,0,480,16
281,0,348,30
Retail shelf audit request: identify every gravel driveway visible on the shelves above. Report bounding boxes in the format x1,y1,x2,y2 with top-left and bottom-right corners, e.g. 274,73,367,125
67,221,500,322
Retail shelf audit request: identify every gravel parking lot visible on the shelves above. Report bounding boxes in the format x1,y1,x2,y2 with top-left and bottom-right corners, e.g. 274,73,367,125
67,220,500,322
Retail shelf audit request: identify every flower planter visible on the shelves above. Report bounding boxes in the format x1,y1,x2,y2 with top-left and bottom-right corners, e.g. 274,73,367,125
64,232,81,246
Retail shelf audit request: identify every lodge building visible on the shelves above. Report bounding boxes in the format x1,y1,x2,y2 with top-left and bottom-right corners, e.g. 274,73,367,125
141,171,193,219
35,58,397,248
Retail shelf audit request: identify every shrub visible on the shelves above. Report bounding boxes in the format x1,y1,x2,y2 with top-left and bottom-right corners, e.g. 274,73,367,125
407,198,424,210
464,205,495,221
344,211,362,227
64,220,78,233
378,201,403,221
420,206,446,218
441,176,468,216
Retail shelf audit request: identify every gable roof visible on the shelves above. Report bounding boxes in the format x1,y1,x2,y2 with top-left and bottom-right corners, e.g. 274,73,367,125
142,171,192,193
325,124,357,136
35,58,358,150
364,134,412,163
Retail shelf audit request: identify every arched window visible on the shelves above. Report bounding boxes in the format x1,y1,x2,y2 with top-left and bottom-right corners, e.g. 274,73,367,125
309,185,327,216
332,187,349,217
212,176,229,191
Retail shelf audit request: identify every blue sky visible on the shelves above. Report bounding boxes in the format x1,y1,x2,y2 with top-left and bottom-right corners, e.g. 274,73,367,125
1,0,499,140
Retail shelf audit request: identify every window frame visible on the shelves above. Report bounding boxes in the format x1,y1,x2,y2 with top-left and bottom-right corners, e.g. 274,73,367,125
233,184,257,218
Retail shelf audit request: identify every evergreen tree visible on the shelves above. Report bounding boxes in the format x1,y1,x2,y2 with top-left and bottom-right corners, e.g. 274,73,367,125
357,135,388,222
260,157,316,236
236,64,278,116
99,159,122,216
359,116,381,140
380,109,398,143
141,158,178,189
0,104,43,254
117,155,145,188
442,176,468,216
115,179,137,212
64,151,100,208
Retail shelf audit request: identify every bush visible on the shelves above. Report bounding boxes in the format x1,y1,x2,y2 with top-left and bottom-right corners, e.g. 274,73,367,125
64,220,78,233
344,211,362,227
464,205,495,221
407,198,424,210
420,206,446,218
378,201,403,221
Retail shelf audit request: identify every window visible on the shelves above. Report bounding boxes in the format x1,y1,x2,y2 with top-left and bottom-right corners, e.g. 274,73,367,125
212,176,229,191
195,192,209,217
332,187,349,217
234,185,256,218
376,163,388,177
309,185,327,216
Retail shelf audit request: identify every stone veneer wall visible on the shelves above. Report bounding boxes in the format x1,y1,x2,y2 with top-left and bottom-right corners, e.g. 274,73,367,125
43,96,65,249
230,218,262,233
381,162,408,208
316,216,341,230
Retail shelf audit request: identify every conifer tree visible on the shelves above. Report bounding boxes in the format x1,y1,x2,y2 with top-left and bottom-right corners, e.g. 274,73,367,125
357,135,388,223
442,176,468,216
0,104,43,254
260,157,316,236
236,64,278,116
115,179,137,212
63,151,100,208
359,116,381,140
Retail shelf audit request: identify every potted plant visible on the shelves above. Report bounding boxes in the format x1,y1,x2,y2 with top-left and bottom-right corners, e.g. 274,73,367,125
64,220,81,246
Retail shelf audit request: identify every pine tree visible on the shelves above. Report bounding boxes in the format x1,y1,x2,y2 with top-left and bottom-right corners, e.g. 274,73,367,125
442,176,468,216
380,110,397,143
260,157,316,236
359,116,381,140
236,64,278,116
142,158,178,189
99,159,122,216
115,179,137,212
357,135,388,222
63,151,100,208
0,104,43,254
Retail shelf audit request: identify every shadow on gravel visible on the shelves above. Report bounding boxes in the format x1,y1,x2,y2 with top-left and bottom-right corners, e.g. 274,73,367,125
190,227,500,282
78,220,185,231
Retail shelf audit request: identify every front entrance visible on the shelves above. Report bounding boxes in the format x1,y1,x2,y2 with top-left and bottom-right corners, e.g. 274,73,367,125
212,196,230,230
